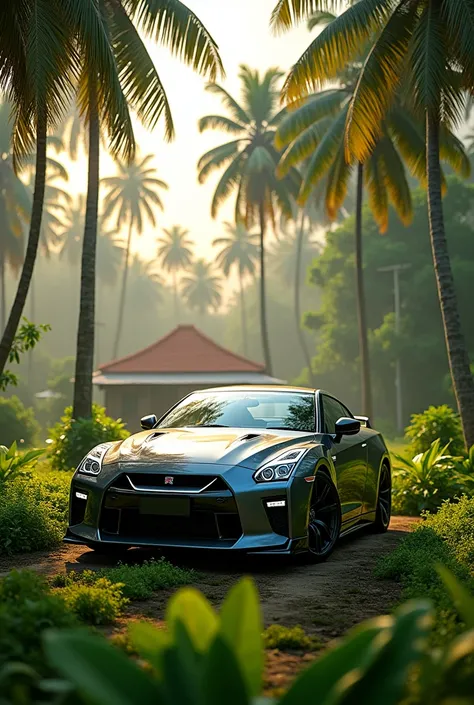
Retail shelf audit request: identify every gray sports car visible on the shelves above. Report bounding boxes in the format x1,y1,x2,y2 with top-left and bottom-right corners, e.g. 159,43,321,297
65,386,392,561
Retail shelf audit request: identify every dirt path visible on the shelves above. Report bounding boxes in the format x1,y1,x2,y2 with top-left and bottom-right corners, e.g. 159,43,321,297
0,516,416,639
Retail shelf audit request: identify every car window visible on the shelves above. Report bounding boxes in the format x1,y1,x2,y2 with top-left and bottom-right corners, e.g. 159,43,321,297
157,391,316,431
322,395,354,434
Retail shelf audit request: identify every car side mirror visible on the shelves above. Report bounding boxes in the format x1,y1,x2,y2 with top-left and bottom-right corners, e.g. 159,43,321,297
334,417,361,437
140,414,157,430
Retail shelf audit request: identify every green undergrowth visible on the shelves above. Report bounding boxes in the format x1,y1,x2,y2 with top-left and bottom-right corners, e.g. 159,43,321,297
51,558,196,600
263,624,321,651
376,495,474,643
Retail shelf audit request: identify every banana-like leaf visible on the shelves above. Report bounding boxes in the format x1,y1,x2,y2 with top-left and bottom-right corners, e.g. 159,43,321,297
201,635,249,705
165,586,219,654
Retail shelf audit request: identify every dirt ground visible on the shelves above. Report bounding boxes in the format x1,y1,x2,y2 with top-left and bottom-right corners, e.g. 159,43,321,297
0,516,417,694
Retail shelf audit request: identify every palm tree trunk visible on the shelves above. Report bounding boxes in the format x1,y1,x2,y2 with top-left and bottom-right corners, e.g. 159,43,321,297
295,210,315,386
0,246,5,336
173,271,179,323
112,221,133,359
426,111,474,449
239,269,248,355
28,274,36,389
0,110,47,377
258,202,273,375
72,86,100,420
355,162,373,419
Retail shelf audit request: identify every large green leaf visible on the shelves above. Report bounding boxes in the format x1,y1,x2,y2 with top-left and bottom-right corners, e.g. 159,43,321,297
165,586,219,653
201,635,249,705
276,89,347,148
219,578,263,698
160,621,201,705
43,629,161,705
438,565,474,629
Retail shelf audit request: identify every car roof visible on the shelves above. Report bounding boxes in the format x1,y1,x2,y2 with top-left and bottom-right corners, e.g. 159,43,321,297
198,385,319,394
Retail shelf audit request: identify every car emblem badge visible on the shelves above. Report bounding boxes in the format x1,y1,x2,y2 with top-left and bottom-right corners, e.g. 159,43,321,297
164,476,174,485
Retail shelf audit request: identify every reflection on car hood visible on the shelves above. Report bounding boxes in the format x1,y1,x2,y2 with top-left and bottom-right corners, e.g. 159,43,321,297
103,426,317,470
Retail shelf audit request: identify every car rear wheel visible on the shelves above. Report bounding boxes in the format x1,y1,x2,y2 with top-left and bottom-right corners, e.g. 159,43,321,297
307,472,341,562
372,463,391,533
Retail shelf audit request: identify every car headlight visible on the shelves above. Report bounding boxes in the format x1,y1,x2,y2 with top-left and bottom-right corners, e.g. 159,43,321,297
253,448,308,483
77,443,112,476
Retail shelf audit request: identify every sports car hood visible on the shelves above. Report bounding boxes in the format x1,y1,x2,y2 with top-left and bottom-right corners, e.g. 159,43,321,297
103,427,318,470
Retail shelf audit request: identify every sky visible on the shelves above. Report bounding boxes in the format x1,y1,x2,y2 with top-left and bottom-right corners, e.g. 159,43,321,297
66,0,312,264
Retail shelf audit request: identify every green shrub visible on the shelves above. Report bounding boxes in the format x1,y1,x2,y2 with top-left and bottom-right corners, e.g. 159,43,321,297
52,558,195,601
263,624,319,651
405,404,464,455
0,570,77,673
391,439,462,515
376,496,474,644
0,442,44,486
48,403,129,471
0,471,70,555
0,395,41,447
57,578,127,625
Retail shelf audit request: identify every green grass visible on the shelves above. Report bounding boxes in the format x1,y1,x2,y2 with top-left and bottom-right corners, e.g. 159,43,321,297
263,624,321,652
52,558,196,601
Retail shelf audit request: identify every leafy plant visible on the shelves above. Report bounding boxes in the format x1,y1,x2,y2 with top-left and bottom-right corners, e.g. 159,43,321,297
450,446,474,493
0,442,44,486
406,405,464,456
263,624,320,651
48,403,129,471
0,320,51,392
0,471,70,555
391,439,461,515
0,395,41,447
56,578,127,626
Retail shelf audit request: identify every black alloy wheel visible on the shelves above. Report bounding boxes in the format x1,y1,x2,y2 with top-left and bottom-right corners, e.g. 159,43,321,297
372,463,391,533
307,472,341,562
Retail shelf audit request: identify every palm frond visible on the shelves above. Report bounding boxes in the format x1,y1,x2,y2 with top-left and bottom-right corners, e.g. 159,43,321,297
108,0,174,140
198,115,245,134
308,10,338,30
441,0,474,91
205,83,251,124
387,106,427,186
364,149,389,232
325,141,353,219
377,135,413,229
346,1,417,163
270,0,342,32
439,127,471,178
125,0,224,81
277,116,334,176
281,0,392,100
276,89,347,148
210,151,246,218
197,140,243,183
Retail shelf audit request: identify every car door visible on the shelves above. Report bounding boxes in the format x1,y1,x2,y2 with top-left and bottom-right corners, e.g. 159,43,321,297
320,394,368,524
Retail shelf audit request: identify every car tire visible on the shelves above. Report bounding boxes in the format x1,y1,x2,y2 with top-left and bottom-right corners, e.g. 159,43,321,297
306,471,342,563
371,463,391,533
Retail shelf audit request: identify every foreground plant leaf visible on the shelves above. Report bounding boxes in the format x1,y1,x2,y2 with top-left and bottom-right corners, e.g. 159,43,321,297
438,564,474,629
165,586,218,653
219,577,263,698
43,628,162,705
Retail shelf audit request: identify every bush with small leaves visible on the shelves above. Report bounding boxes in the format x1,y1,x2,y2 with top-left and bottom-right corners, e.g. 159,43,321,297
263,624,320,651
405,405,464,456
56,578,128,626
0,395,41,447
48,404,129,472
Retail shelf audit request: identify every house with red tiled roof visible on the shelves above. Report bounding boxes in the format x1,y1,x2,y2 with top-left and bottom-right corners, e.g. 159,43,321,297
93,325,284,430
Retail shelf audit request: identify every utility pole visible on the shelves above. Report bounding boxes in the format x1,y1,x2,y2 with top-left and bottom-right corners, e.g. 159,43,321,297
377,264,411,434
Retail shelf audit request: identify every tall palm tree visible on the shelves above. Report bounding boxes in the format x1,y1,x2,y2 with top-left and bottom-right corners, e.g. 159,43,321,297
157,226,194,321
181,259,222,320
213,222,259,355
102,154,168,358
271,0,474,447
275,46,468,418
198,66,301,374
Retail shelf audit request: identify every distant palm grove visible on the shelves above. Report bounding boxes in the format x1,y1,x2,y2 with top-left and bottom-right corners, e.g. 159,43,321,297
1,0,474,449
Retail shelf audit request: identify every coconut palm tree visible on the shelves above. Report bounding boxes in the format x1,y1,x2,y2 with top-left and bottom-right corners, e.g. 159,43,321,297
213,222,259,355
198,66,301,374
127,256,164,311
181,259,222,320
102,154,168,358
271,0,474,447
157,226,194,321
275,31,468,418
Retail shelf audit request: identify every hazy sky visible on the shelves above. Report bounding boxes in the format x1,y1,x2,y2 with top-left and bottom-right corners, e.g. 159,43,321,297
67,0,312,264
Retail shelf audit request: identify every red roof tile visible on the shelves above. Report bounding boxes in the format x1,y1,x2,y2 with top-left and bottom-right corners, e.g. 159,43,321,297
100,325,265,374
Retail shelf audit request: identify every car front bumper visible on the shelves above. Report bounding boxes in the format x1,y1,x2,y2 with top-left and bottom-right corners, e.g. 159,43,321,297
65,462,311,554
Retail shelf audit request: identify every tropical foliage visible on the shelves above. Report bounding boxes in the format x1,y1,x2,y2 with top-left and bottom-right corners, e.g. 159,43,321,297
157,226,194,320
406,405,465,456
181,259,222,317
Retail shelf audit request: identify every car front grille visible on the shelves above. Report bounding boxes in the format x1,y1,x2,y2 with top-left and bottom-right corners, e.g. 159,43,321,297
99,473,242,544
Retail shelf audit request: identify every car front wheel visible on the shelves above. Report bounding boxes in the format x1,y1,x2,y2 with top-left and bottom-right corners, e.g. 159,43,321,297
371,463,391,533
307,471,341,562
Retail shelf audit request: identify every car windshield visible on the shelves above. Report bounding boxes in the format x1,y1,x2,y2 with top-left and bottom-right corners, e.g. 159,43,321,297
157,390,316,432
